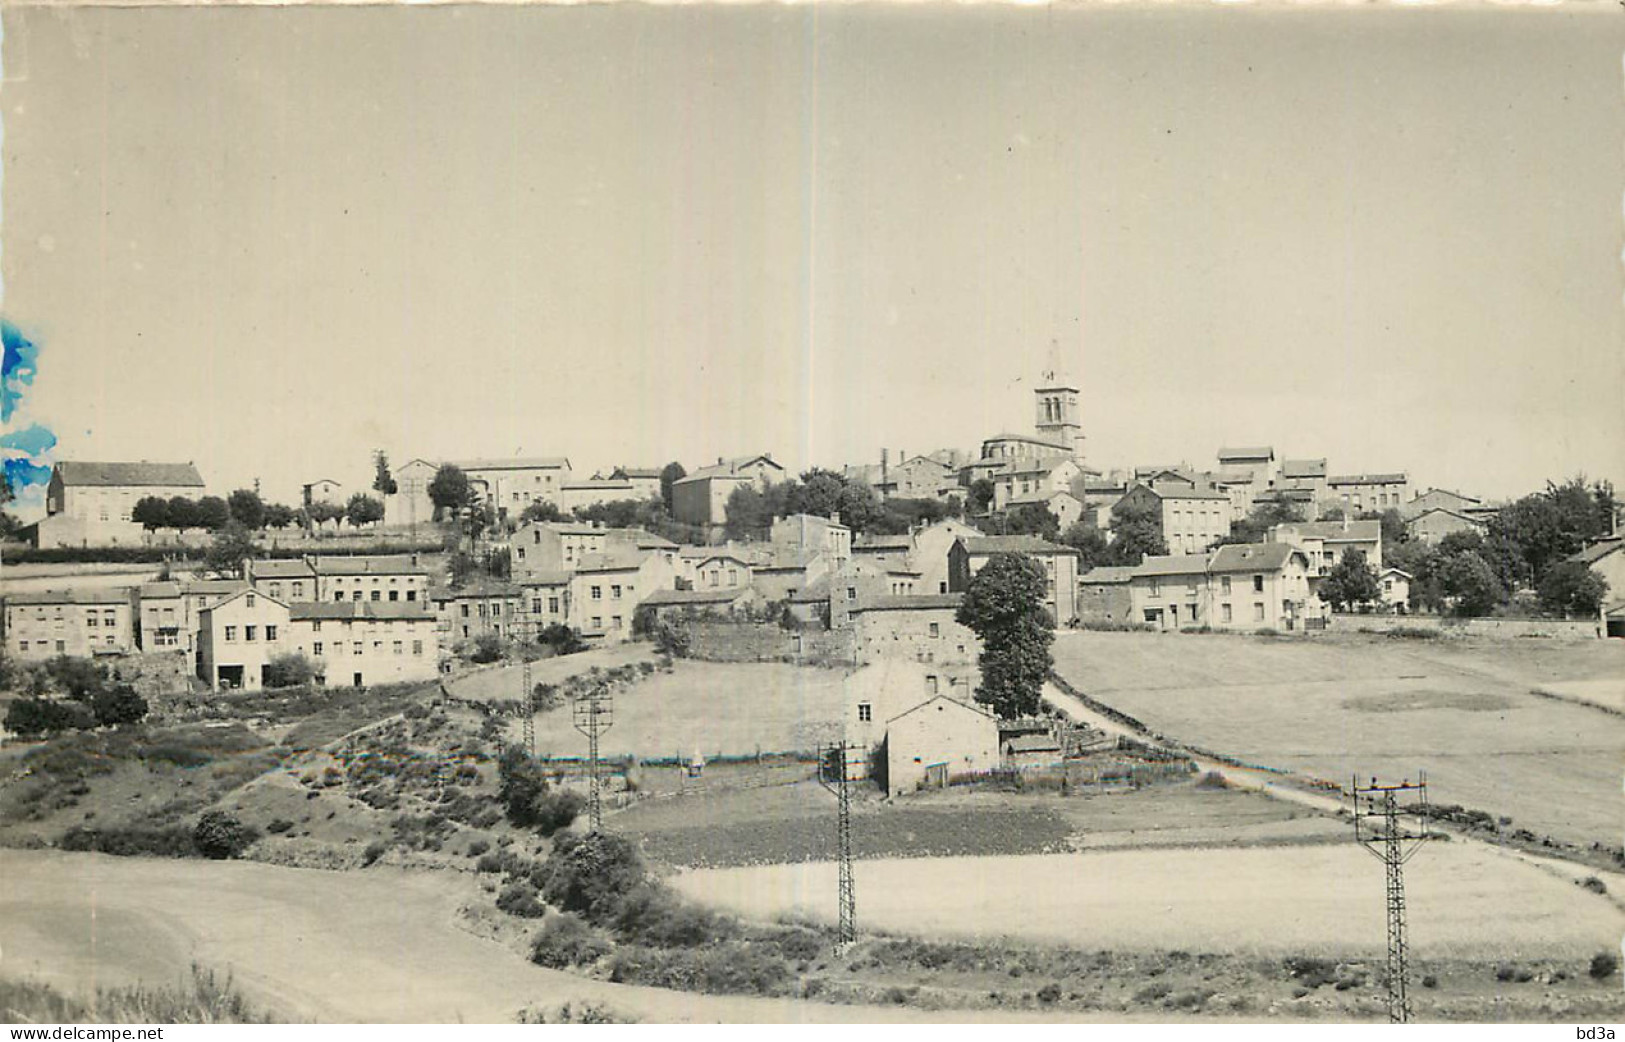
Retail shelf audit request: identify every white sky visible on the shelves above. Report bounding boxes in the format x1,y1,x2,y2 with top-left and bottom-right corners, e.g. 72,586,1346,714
3,5,1621,508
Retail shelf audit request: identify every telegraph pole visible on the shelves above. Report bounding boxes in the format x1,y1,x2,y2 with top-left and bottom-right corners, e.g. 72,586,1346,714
1352,773,1432,1024
572,687,613,831
816,743,858,946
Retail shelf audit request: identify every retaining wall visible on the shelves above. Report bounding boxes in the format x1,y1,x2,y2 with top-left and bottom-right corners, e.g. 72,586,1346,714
1331,613,1602,642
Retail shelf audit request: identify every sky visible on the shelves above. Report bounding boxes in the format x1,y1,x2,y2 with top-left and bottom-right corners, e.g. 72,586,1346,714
2,4,1621,512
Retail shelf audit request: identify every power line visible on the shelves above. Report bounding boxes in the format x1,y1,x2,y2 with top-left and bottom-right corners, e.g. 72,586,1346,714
520,655,535,758
816,742,859,947
1351,773,1432,1024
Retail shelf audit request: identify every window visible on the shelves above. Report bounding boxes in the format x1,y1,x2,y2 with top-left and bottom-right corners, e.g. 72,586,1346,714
352,591,363,602
612,585,622,599
314,641,324,656
245,625,258,642
106,636,115,647
266,625,278,642
727,571,738,587
1252,575,1264,593
335,592,345,602
708,572,719,587
393,641,403,655
927,675,940,694
87,613,99,628
612,616,622,630
517,548,526,562
269,584,282,599
1221,604,1232,623
591,616,602,629
406,590,417,601
1221,576,1232,595
18,641,26,651
247,594,256,608
389,590,399,602
847,587,857,601
461,604,470,617
293,582,304,599
549,597,560,613
857,702,872,723
225,626,238,642
312,621,323,633
1149,578,1161,596
55,640,65,653
412,640,423,656
1253,603,1265,622
354,641,364,655
929,622,940,638
370,591,381,602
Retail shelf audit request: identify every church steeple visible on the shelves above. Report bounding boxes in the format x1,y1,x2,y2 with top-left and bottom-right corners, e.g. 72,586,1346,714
1034,342,1084,461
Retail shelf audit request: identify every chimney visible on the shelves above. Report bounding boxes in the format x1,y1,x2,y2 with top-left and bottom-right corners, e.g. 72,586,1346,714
881,448,889,500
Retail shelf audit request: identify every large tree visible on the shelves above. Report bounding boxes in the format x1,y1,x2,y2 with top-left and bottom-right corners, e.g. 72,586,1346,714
1220,499,1304,546
373,451,399,496
1106,499,1167,566
227,488,265,530
132,496,171,532
1061,521,1111,572
428,464,473,520
194,495,231,531
263,503,298,529
1538,561,1610,618
659,461,687,513
1437,551,1504,617
346,493,385,528
1005,503,1060,542
967,478,996,515
206,523,257,578
956,552,1055,720
166,496,198,531
1318,549,1382,611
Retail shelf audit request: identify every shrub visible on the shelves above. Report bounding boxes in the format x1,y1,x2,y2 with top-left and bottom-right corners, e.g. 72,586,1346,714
5,698,93,738
1037,982,1063,1004
262,653,317,690
470,634,505,664
613,883,728,948
60,824,198,858
266,819,295,835
476,852,506,874
496,882,547,919
1590,952,1619,980
1421,974,1439,989
1581,876,1608,894
361,840,389,866
193,811,258,860
537,831,649,925
466,839,491,858
530,913,613,969
91,684,148,728
1284,955,1339,989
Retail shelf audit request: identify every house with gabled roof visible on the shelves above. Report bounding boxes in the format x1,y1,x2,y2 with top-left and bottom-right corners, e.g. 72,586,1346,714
670,454,786,530
34,460,207,548
948,535,1080,625
1128,543,1316,632
1327,472,1410,514
1114,481,1231,556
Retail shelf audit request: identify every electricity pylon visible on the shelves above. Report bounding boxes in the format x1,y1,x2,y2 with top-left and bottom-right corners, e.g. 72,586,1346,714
571,687,613,831
520,656,535,757
1352,773,1432,1024
816,743,859,947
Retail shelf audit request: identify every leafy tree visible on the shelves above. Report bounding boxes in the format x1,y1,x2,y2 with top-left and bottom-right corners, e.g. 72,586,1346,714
1319,503,1346,522
345,493,385,528
659,462,687,513
227,488,265,530
1061,522,1111,571
724,485,774,542
91,683,148,727
498,744,583,835
263,503,298,529
1437,551,1505,617
305,500,342,527
132,496,171,532
520,500,567,524
206,522,257,578
470,633,506,664
194,496,231,531
1360,508,1409,550
166,496,199,531
373,451,398,496
1489,477,1617,588
1220,499,1304,546
1318,549,1383,611
786,468,845,519
956,553,1054,719
1538,561,1610,618
536,624,588,656
1106,498,1168,566
575,499,646,530
46,655,105,700
263,652,318,689
1387,540,1440,611
428,464,473,520
1005,503,1061,542
968,478,996,515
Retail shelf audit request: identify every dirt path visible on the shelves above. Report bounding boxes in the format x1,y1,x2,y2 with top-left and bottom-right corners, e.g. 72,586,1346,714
0,849,1117,1024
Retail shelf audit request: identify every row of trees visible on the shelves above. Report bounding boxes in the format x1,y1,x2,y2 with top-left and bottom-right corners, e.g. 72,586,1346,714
723,468,966,542
1,654,148,737
130,490,386,533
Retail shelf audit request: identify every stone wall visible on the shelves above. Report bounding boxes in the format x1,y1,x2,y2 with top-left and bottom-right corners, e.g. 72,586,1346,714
1330,613,1602,642
681,620,854,665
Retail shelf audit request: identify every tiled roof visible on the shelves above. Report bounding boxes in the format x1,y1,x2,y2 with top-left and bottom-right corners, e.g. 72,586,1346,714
982,432,1071,451
789,577,832,603
429,580,522,600
574,549,651,573
1273,520,1382,542
289,601,435,621
1008,490,1080,506
960,536,1077,556
674,455,783,484
1216,447,1275,462
1079,566,1136,584
1003,458,1078,478
515,570,574,587
1143,482,1228,501
1328,473,1408,486
607,528,679,550
55,461,204,488
251,559,316,578
1279,458,1328,479
1005,734,1063,753
451,457,570,471
1132,554,1212,577
1209,542,1304,574
311,555,428,576
611,467,663,479
6,587,133,606
641,588,753,607
854,534,914,551
850,593,962,613
1570,537,1624,566
560,479,633,492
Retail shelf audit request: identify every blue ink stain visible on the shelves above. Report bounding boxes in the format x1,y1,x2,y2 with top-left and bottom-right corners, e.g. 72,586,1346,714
2,319,42,424
3,458,51,498
0,422,56,456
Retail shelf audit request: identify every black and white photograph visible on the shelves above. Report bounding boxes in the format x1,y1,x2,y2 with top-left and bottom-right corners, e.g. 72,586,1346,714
0,0,1622,1029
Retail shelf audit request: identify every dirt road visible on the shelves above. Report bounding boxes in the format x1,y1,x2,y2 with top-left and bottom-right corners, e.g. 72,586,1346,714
0,849,1107,1024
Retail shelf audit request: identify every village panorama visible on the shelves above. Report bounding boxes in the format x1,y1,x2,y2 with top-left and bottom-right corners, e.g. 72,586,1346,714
1,365,1622,1025
1,2,1623,1031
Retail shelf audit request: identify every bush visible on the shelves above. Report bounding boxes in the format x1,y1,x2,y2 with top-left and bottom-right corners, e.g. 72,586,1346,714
1581,876,1608,894
470,634,505,664
361,840,389,866
466,839,491,858
1590,952,1619,980
91,684,148,728
262,653,317,690
496,881,548,919
265,819,295,835
530,914,613,969
60,824,198,858
193,811,258,860
537,831,649,925
5,698,94,738
476,852,506,873
613,883,729,948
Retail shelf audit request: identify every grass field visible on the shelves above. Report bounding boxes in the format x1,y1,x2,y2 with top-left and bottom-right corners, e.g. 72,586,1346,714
674,841,1625,959
523,660,847,760
1051,631,1625,850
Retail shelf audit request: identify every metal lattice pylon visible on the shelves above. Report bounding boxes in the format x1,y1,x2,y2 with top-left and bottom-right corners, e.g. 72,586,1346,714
816,743,858,946
1352,774,1431,1024
572,688,613,831
521,657,535,758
